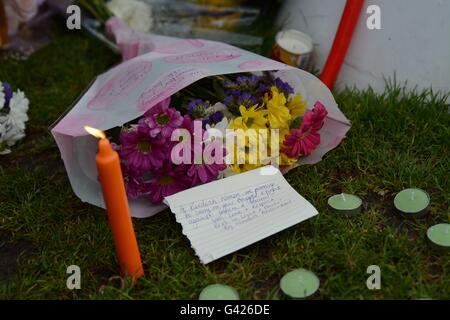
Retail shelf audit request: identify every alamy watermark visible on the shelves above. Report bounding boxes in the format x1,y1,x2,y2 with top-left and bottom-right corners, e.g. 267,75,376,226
366,265,381,290
66,265,81,290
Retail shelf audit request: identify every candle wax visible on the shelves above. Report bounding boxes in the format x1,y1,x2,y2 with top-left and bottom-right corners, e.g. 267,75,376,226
328,193,362,213
278,37,310,54
427,224,450,249
199,284,239,300
394,188,429,214
280,269,320,299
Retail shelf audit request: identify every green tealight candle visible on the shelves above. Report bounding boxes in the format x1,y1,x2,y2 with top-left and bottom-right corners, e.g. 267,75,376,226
426,224,450,251
199,284,239,300
328,193,362,215
394,188,430,217
280,269,320,299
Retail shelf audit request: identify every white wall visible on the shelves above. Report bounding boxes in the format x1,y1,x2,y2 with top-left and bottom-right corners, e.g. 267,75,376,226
278,0,450,94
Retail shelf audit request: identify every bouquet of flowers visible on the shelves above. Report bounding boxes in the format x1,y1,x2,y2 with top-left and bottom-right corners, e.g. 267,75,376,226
114,71,328,204
0,81,29,154
51,28,350,218
77,0,276,51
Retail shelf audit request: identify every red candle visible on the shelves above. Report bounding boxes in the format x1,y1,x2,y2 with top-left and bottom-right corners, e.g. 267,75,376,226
320,0,365,89
85,126,144,281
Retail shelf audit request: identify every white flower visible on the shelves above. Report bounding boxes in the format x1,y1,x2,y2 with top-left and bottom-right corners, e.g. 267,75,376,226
0,123,25,154
107,0,153,33
205,117,231,145
3,125,25,146
205,102,231,118
0,82,4,111
0,85,29,155
4,89,29,131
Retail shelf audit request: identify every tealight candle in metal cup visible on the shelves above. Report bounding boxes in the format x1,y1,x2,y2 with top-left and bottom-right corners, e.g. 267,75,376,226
426,223,450,251
328,193,362,215
199,284,239,300
394,188,430,217
279,269,320,299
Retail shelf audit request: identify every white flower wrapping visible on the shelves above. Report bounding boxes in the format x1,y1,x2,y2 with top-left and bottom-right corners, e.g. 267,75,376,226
51,29,351,218
0,82,29,155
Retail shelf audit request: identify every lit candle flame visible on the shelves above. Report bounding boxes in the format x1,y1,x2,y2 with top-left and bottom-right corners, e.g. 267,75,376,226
84,126,106,139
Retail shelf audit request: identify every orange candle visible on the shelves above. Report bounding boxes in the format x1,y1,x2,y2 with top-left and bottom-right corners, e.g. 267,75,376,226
84,126,144,281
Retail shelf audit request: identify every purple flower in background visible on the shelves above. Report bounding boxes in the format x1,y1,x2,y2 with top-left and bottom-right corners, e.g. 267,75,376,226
222,72,295,115
120,161,149,199
186,162,226,187
148,164,190,204
119,128,166,171
185,141,227,187
140,101,183,138
201,111,224,128
180,114,195,133
235,75,259,87
274,77,294,96
3,82,12,109
223,95,234,106
237,92,258,107
209,111,224,124
187,99,210,119
258,83,269,94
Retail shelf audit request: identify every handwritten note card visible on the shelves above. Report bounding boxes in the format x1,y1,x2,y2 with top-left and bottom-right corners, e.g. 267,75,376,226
164,166,318,264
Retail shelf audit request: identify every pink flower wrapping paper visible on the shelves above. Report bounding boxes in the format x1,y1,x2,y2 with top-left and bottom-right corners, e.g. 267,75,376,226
50,17,351,218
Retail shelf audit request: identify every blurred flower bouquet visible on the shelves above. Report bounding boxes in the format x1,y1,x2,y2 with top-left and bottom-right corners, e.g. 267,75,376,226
77,0,277,50
114,71,328,204
0,82,29,154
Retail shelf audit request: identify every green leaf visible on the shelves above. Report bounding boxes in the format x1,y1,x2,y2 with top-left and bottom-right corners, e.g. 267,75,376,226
290,116,303,129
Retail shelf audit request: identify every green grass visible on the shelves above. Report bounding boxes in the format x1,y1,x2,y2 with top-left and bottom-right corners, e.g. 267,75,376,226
0,22,449,300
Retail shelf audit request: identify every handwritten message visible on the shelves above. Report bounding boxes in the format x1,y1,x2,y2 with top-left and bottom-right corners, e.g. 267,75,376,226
164,166,318,264
137,67,209,112
179,182,291,232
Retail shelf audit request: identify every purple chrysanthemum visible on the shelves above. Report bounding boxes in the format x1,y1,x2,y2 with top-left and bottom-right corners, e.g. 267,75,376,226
148,164,190,204
119,128,166,171
139,101,183,138
120,161,150,199
185,141,227,186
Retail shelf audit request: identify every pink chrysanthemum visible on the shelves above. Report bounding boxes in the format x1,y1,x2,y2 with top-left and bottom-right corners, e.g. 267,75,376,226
186,141,227,187
119,127,166,171
120,161,150,199
148,164,190,204
139,98,183,138
282,101,328,158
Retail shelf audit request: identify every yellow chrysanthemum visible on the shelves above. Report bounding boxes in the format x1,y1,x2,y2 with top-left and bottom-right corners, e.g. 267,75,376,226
280,152,298,166
226,126,273,173
230,105,267,130
287,95,307,119
264,86,291,129
229,162,261,174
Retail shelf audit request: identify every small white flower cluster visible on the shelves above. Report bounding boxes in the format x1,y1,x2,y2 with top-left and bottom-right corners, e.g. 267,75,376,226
107,0,153,33
0,82,29,155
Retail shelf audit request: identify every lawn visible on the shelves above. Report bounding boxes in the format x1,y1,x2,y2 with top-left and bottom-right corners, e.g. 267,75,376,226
0,21,449,300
